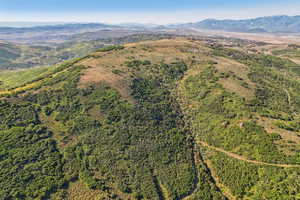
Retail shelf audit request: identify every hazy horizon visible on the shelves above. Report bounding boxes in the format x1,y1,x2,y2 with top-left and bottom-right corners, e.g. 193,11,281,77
1,14,300,28
1,0,300,25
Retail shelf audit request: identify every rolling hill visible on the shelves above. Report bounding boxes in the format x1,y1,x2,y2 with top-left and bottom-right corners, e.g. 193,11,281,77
0,23,128,44
0,23,165,45
1,37,300,200
171,15,300,33
0,34,172,70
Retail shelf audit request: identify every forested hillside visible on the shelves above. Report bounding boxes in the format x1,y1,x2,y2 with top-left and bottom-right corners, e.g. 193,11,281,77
1,37,300,199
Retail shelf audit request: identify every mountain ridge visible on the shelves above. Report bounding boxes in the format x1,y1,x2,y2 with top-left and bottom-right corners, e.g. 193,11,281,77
2,15,300,34
170,15,300,33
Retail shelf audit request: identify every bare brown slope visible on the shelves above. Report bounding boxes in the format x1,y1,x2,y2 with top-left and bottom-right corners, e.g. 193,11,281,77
77,38,211,103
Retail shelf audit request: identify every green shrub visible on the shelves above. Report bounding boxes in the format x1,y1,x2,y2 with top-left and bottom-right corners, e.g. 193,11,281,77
96,45,125,52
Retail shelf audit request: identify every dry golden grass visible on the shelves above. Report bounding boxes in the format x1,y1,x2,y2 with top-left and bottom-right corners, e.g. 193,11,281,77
251,44,288,55
257,116,300,144
78,60,134,103
213,57,249,81
199,30,300,44
67,181,107,200
213,57,255,100
218,78,253,100
256,116,300,156
78,38,211,103
290,58,300,65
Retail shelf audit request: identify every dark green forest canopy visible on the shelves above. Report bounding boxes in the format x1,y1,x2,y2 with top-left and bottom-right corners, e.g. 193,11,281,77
1,39,300,199
0,51,205,199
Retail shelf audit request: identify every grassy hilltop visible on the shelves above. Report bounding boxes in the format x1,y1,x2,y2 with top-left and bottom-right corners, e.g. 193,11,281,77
1,37,300,200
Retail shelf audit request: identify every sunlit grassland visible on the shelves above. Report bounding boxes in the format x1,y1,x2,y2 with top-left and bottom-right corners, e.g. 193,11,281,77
0,66,53,90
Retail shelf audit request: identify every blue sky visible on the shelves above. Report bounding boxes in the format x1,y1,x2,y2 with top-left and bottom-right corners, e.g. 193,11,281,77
1,0,300,24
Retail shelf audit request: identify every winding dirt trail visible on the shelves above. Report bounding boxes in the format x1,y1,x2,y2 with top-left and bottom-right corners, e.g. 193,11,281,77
198,141,300,168
284,88,291,106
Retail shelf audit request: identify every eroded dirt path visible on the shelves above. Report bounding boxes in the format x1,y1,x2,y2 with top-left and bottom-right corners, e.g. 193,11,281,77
198,141,300,168
204,159,236,200
180,144,200,200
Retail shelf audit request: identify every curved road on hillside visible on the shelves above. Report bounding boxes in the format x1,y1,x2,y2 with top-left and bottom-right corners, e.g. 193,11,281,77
198,141,300,168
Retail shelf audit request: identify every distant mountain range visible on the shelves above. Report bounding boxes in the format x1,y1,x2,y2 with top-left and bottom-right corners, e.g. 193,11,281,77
0,22,68,28
0,23,125,44
1,15,300,45
172,15,300,33
0,23,118,34
2,15,300,34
